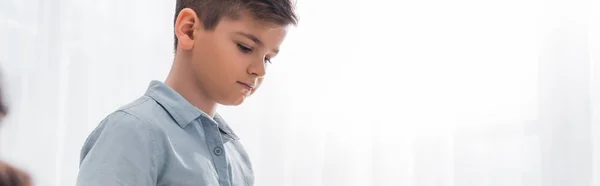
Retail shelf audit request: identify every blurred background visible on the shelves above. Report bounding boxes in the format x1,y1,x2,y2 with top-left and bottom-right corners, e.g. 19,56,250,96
1,0,600,185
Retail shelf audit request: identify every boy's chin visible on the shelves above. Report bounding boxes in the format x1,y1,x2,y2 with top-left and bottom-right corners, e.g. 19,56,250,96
219,96,247,106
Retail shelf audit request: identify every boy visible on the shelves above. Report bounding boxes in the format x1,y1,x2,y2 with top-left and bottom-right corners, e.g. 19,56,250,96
76,0,297,185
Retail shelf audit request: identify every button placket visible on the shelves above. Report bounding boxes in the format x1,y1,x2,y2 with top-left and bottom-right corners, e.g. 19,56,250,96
200,118,232,186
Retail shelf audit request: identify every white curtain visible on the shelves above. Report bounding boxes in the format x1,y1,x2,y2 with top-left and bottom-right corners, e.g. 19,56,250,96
1,0,599,186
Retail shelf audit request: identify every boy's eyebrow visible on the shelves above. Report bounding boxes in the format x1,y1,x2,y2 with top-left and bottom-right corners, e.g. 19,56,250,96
236,32,262,45
235,32,279,54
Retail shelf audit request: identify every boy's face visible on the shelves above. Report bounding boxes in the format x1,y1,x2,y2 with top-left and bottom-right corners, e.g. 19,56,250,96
177,9,288,106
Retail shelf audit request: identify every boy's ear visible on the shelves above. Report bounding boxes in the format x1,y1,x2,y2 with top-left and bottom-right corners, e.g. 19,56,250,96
175,8,199,50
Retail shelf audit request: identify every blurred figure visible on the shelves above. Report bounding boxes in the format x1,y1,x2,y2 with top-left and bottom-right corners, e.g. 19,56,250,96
0,80,5,117
0,76,33,186
0,161,32,186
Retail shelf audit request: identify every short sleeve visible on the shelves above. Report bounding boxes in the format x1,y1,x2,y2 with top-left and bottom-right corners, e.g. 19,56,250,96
76,111,160,186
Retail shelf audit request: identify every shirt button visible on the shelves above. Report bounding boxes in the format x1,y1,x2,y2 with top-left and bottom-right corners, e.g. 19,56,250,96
213,147,223,156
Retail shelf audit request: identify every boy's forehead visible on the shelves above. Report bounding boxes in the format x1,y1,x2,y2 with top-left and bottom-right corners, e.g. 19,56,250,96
221,15,288,36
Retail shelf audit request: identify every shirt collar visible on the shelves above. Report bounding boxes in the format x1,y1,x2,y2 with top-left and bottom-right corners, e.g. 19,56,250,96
214,114,239,140
144,80,240,140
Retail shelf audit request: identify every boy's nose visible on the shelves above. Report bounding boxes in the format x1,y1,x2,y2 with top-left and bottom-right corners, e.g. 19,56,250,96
247,60,266,77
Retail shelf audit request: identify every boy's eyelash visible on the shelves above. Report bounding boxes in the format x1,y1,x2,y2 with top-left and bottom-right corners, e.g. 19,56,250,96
237,43,272,64
237,43,252,54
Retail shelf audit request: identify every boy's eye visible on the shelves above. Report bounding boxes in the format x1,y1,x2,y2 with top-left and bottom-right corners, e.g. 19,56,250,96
237,43,272,64
237,43,252,54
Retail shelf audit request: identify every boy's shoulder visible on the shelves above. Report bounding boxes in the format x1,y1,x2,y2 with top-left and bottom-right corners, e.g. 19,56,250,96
82,96,171,157
90,95,170,139
78,96,173,176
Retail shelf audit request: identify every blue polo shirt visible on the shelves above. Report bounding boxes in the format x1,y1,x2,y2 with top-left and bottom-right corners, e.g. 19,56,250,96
77,81,254,186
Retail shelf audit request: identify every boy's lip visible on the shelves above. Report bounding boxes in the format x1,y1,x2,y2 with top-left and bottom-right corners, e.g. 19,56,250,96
237,81,255,90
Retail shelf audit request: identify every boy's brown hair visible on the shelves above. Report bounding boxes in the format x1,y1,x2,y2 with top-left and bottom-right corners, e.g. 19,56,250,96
173,0,298,49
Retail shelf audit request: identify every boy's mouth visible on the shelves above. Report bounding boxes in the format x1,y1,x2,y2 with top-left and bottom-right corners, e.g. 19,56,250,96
237,81,255,91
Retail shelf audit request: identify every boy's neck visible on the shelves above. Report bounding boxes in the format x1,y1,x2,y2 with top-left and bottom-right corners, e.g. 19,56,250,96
165,57,218,117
